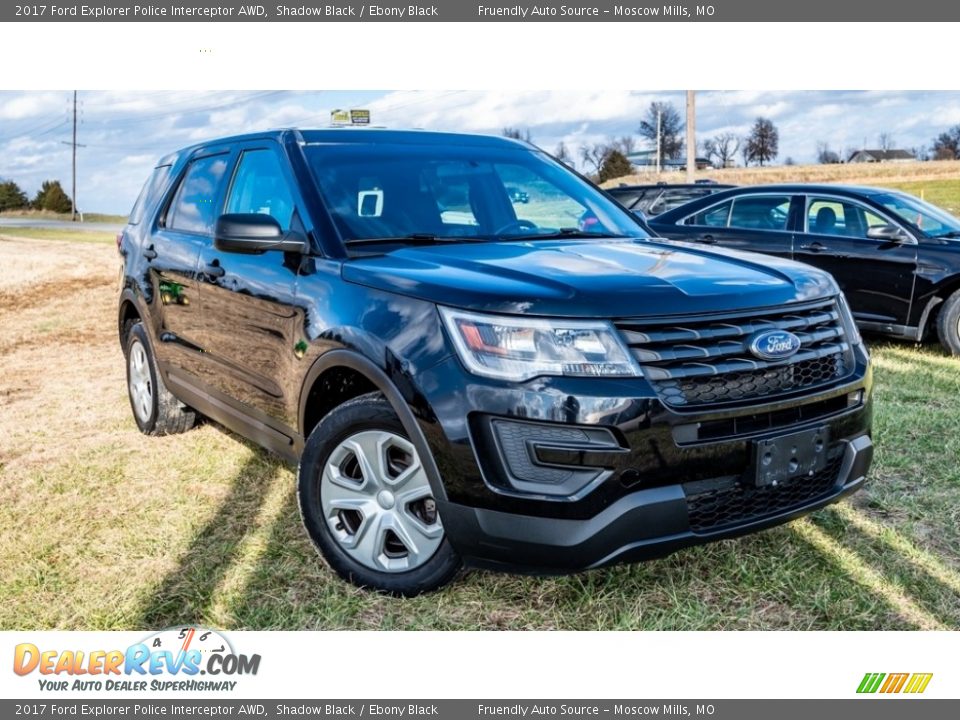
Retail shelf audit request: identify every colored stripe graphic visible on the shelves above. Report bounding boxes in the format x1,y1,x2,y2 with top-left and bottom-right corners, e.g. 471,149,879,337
880,673,909,693
904,673,933,694
857,672,932,694
857,673,885,693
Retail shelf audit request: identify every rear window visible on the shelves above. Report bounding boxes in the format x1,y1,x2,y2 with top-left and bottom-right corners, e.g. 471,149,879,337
128,164,171,226
728,195,791,231
648,188,709,215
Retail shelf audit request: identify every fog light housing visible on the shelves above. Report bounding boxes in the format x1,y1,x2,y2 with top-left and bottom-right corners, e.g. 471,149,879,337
472,417,628,500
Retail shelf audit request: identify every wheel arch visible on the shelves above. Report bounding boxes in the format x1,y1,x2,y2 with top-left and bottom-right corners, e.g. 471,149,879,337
118,289,146,346
297,349,447,502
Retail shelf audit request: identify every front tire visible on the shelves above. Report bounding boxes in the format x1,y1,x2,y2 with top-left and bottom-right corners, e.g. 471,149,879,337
297,392,461,596
936,290,960,356
124,322,197,435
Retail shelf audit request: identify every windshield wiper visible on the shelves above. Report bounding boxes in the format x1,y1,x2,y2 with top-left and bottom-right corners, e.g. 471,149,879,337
500,228,631,241
344,233,488,247
937,230,960,239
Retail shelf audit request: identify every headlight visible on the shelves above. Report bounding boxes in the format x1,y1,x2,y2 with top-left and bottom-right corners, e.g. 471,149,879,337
835,293,863,346
439,307,641,381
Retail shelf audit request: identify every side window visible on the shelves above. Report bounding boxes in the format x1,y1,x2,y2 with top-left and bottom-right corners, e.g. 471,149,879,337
686,200,731,227
167,155,229,235
225,148,296,230
807,199,849,236
129,164,171,225
728,195,791,231
807,198,890,238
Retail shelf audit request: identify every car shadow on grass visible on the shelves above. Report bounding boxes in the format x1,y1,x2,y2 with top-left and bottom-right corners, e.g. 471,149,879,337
133,435,288,630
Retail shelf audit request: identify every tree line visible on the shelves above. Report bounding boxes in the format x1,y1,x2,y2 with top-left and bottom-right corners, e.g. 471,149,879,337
505,101,960,181
0,179,73,213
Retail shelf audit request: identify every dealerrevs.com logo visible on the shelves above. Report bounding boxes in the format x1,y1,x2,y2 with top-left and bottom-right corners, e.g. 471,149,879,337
13,627,260,692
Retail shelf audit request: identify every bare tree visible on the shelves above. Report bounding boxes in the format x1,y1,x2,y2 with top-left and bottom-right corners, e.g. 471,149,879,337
932,125,960,160
579,143,611,177
502,127,532,143
878,132,895,151
554,141,572,166
703,132,740,168
816,141,840,164
741,140,752,168
745,117,779,167
638,101,684,160
613,135,636,156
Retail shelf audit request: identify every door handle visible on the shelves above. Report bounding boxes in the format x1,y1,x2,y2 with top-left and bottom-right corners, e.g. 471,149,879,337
204,260,225,279
799,241,827,253
142,245,157,260
698,234,716,244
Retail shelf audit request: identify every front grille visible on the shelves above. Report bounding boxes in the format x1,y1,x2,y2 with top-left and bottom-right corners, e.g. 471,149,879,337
617,299,854,408
684,453,845,534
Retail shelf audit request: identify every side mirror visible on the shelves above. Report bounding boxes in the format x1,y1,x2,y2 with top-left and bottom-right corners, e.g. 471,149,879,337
866,224,912,243
214,213,309,254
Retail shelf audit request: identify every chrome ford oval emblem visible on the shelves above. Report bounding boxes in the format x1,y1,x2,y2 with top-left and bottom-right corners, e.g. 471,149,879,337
748,329,802,360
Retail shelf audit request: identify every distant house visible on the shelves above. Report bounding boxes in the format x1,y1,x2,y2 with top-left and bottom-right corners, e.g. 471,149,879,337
626,150,712,171
847,148,917,164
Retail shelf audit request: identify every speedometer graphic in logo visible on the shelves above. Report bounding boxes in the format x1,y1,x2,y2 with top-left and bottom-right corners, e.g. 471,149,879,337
140,627,234,660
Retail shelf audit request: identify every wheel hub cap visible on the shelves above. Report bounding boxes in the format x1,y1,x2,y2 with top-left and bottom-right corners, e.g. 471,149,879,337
320,430,443,573
128,340,153,423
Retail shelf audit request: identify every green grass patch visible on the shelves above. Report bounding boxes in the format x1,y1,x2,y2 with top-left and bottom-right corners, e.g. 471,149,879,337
0,210,127,224
872,179,960,215
0,228,116,244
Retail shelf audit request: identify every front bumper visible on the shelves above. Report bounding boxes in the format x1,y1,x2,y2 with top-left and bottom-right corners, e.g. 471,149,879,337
416,346,873,573
439,434,871,572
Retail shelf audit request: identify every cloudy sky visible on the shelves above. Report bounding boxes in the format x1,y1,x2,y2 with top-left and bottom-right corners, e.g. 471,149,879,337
2,89,960,214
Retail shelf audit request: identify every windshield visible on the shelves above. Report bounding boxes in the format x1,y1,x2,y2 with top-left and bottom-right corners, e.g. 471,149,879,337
872,191,960,238
304,140,647,246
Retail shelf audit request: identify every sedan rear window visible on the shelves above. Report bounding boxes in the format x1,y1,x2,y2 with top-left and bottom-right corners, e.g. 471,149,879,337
728,196,791,231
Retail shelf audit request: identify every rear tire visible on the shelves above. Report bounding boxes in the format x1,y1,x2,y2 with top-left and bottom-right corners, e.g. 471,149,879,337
936,290,960,356
124,321,197,435
297,392,461,596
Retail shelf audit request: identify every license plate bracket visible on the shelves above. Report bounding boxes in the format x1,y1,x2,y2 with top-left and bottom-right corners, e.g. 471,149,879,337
751,426,829,488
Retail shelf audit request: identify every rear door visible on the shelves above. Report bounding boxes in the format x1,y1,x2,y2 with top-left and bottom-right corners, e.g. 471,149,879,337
194,140,306,429
147,149,231,379
794,194,918,326
672,192,797,260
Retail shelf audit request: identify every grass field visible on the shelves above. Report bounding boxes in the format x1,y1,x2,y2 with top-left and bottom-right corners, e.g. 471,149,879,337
0,227,117,244
1,230,958,631
604,160,960,215
0,209,128,224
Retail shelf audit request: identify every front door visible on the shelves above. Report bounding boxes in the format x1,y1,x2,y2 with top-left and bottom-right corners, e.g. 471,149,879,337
194,142,305,430
794,195,918,326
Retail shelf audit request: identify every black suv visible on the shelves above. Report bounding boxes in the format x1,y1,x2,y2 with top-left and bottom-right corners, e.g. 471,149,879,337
118,129,873,595
649,184,960,354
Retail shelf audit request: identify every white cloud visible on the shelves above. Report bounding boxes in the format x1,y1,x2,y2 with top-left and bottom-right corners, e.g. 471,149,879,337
2,89,960,212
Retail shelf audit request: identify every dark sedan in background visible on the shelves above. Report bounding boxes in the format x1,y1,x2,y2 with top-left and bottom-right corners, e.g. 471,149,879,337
608,181,735,217
649,184,960,354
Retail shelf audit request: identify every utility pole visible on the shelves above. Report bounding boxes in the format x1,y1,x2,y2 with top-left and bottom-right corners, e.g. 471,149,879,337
60,91,85,221
655,107,662,176
686,90,696,182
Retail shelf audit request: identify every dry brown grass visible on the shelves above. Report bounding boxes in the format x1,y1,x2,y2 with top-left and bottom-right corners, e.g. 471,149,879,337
601,159,960,188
